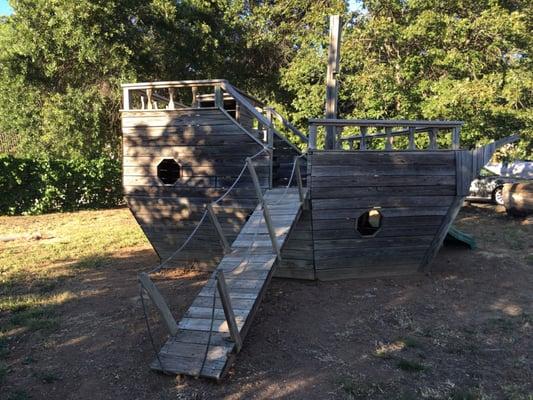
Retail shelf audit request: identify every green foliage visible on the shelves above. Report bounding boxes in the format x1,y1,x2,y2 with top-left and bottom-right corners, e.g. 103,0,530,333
0,0,531,215
281,0,533,159
0,155,122,215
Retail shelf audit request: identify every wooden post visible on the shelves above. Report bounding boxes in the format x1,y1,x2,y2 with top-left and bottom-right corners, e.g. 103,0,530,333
146,88,153,110
335,126,344,149
265,108,274,148
246,158,281,259
309,125,317,150
408,127,416,150
385,127,393,150
139,273,178,336
123,88,130,110
452,127,460,150
207,203,230,254
429,127,438,150
325,15,341,150
294,157,305,204
360,126,367,150
167,87,175,110
191,86,198,108
216,271,243,351
214,85,223,109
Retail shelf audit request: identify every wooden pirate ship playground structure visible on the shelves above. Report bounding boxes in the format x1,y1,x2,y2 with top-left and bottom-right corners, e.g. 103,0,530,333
122,17,518,381
122,79,517,379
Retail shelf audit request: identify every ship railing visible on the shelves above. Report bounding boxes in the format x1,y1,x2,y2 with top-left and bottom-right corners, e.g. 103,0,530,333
308,119,464,151
121,80,307,150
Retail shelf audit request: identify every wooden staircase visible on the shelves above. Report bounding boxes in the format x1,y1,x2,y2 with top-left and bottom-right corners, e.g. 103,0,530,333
149,188,305,379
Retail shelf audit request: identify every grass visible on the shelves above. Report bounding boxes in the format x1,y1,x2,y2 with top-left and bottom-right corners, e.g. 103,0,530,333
0,361,8,383
6,390,31,400
0,208,149,386
34,370,60,384
396,358,427,372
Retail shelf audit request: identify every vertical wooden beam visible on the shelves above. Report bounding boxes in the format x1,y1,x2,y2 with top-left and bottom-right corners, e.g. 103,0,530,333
191,86,198,108
265,108,274,148
139,273,178,336
214,85,223,109
429,127,438,150
309,125,317,150
146,88,153,110
123,88,130,110
167,88,175,110
335,126,344,149
325,15,341,150
452,126,460,150
246,158,281,259
408,127,416,150
360,126,367,150
216,271,242,351
207,203,230,254
294,157,305,205
385,127,393,150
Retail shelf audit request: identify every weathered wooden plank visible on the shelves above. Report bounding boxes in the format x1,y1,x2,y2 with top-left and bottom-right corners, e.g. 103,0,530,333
311,151,455,165
311,185,456,198
124,145,267,158
311,175,456,188
315,264,419,281
311,207,449,220
312,225,440,240
312,196,455,210
312,165,455,177
178,317,246,333
313,235,435,250
312,215,444,230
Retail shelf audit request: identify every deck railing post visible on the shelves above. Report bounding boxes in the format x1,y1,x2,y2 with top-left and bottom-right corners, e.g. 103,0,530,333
214,85,223,109
294,157,305,205
408,127,416,150
309,125,317,150
123,88,130,110
429,127,438,150
265,108,274,148
139,273,178,336
191,86,198,108
452,127,460,150
207,203,231,254
146,88,153,110
245,158,281,260
167,88,175,110
360,126,367,150
216,271,242,352
385,127,393,150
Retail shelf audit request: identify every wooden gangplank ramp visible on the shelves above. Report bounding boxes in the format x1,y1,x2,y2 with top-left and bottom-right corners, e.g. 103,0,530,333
151,188,304,379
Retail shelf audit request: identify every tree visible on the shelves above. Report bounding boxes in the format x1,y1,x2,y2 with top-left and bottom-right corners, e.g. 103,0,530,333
280,0,532,158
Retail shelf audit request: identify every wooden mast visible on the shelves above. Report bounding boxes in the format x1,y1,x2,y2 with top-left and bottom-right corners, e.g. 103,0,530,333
325,15,341,150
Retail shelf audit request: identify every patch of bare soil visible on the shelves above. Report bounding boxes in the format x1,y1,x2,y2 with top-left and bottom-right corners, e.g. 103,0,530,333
2,204,532,400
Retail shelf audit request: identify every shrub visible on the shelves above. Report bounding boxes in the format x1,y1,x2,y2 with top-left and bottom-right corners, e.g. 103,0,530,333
0,155,123,215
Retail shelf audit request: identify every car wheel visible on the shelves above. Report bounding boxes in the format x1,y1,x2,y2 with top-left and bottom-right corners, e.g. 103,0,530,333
493,187,504,205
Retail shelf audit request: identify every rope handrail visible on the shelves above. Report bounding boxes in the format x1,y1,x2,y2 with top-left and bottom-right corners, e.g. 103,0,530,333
139,151,307,375
144,147,268,275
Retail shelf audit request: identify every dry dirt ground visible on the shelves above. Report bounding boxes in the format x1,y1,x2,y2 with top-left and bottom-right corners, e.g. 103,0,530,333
1,204,532,400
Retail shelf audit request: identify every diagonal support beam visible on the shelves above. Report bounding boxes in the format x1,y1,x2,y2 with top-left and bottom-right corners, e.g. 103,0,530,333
216,271,242,352
246,158,281,260
139,273,178,336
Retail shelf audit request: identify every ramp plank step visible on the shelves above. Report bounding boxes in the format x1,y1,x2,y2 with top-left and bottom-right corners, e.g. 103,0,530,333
152,188,304,379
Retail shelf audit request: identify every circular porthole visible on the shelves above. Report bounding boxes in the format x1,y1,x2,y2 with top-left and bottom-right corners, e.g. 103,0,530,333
157,158,181,185
356,208,383,237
